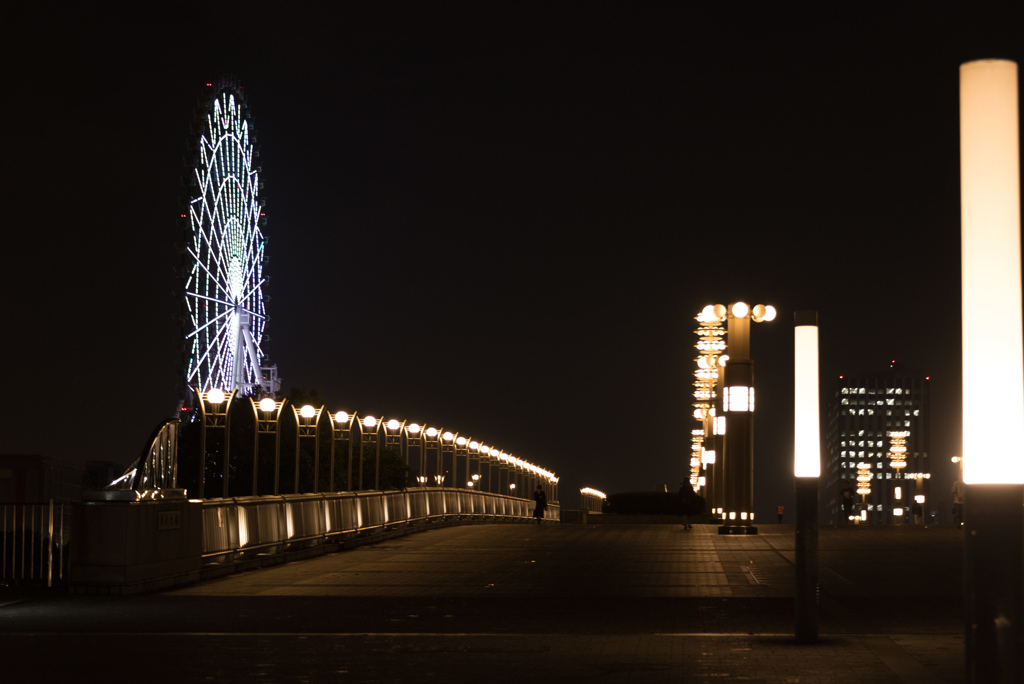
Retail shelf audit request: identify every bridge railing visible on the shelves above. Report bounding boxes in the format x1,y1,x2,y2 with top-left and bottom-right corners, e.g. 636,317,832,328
201,488,557,561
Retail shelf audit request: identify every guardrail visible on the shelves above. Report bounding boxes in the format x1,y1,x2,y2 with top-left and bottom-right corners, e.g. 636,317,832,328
2,501,71,587
68,488,557,593
201,488,558,562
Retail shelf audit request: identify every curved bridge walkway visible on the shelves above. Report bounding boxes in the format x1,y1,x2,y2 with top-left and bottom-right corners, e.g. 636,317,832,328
1,523,963,683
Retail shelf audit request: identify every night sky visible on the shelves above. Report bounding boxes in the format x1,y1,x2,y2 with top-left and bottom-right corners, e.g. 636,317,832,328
4,3,1023,519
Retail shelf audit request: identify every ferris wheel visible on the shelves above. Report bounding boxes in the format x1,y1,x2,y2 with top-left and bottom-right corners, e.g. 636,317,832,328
179,79,271,397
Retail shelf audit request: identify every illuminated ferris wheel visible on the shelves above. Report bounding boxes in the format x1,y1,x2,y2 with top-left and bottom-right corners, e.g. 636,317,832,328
180,79,274,397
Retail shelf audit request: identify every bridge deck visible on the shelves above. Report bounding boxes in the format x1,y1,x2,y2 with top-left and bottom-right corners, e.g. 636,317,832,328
1,523,964,683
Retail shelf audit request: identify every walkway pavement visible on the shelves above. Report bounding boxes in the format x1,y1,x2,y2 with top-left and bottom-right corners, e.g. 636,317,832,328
0,522,964,683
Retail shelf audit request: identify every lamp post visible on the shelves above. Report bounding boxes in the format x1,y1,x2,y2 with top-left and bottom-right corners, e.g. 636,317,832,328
383,418,405,490
960,58,1024,683
331,411,356,492
719,301,775,534
454,435,469,488
256,396,284,495
508,455,521,494
480,445,496,492
424,427,441,485
196,387,236,499
406,423,423,480
855,461,872,522
888,430,909,523
468,440,481,489
793,310,820,643
693,304,727,512
291,404,323,494
358,415,379,491
441,431,456,486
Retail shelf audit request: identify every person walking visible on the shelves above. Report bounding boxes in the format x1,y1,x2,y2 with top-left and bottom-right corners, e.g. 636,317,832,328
840,480,855,523
776,503,785,524
533,484,547,524
679,481,698,530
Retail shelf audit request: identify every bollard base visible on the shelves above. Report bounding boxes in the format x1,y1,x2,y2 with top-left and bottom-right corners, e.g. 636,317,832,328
718,525,758,535
965,483,1024,683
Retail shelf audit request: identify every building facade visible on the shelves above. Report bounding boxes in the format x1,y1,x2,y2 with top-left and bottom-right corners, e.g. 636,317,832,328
823,363,931,524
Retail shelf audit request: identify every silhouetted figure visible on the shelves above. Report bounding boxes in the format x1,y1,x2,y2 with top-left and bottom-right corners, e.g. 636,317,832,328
952,480,965,526
911,500,923,525
679,482,699,530
840,480,855,523
776,503,785,523
533,485,547,524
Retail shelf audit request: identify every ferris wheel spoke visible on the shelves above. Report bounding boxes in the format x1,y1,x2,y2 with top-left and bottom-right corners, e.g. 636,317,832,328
186,289,234,309
188,319,232,384
237,278,266,305
184,307,233,340
241,240,264,283
186,247,235,300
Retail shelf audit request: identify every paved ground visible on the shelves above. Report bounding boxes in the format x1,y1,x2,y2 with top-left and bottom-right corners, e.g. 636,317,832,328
0,522,964,683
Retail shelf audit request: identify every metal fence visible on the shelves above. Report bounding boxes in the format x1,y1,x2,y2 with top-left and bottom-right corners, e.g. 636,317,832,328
1,501,71,587
201,488,555,561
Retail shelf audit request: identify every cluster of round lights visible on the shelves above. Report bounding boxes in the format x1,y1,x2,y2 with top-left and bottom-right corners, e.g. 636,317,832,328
699,302,777,324
888,430,909,470
203,392,559,483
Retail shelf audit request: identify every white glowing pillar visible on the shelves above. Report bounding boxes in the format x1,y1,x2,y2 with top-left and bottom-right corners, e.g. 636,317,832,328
794,316,820,477
960,59,1024,484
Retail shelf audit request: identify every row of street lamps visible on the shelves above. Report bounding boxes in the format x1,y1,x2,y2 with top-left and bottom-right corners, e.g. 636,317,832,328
193,389,559,503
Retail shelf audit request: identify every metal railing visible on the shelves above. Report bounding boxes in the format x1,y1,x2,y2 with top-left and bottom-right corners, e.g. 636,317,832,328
201,488,556,560
1,501,71,587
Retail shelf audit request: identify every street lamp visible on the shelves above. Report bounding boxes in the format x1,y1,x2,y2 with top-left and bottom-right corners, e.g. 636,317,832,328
331,410,357,492
468,441,482,489
406,423,423,480
793,310,820,642
383,418,405,490
358,415,379,491
424,427,441,485
291,403,323,494
196,387,236,499
441,431,456,486
717,301,775,533
693,305,727,511
888,430,909,523
254,396,284,495
479,445,495,492
454,435,469,488
960,58,1024,682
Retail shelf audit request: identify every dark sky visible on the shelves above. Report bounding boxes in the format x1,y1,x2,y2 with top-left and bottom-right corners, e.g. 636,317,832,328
3,3,1022,519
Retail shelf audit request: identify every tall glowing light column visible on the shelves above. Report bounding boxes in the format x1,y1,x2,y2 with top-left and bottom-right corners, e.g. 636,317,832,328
719,302,775,533
961,58,1024,684
793,311,820,644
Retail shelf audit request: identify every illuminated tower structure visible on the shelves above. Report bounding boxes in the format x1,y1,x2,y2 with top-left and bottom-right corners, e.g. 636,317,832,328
692,306,727,502
823,362,931,524
690,302,774,532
